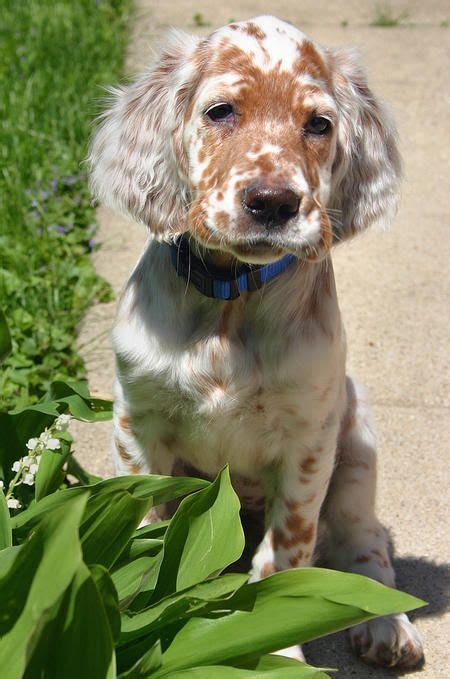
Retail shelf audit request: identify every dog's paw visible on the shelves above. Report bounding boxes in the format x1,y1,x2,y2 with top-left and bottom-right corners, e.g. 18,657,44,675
273,644,305,662
349,613,424,668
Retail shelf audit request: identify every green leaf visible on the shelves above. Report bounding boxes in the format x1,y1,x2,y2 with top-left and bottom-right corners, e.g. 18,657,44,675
119,573,248,644
117,574,248,675
34,441,71,501
80,489,152,569
90,564,121,643
0,494,88,679
155,569,425,675
113,553,164,608
0,309,12,364
12,474,208,538
66,454,103,485
28,562,116,679
162,656,330,678
118,639,163,678
132,520,170,540
0,490,12,549
45,380,113,421
153,466,244,600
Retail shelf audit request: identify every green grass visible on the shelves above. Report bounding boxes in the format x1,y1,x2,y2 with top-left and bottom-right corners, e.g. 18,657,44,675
371,3,408,27
0,0,131,410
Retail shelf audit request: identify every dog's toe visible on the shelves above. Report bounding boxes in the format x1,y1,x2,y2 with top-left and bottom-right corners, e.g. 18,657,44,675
349,613,424,669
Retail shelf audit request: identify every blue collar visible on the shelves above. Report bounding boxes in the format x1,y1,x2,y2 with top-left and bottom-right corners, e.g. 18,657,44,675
170,235,296,301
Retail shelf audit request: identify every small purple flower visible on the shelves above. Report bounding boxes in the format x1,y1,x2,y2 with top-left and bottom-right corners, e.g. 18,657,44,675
30,199,38,208
88,238,96,250
39,190,49,200
87,223,98,234
31,209,39,218
62,176,78,186
55,225,67,234
51,179,58,191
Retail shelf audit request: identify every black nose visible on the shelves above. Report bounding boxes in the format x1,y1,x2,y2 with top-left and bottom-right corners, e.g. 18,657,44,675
242,184,301,228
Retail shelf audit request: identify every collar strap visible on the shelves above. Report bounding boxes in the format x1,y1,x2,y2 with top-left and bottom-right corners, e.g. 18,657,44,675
170,235,296,301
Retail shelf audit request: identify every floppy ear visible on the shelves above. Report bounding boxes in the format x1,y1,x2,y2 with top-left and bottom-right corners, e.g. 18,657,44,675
89,30,200,238
328,46,402,239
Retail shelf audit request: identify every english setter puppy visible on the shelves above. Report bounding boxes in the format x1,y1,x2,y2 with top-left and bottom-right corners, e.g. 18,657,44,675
90,15,424,668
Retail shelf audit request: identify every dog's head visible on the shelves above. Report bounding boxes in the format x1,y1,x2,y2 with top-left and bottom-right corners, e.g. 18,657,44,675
89,15,401,264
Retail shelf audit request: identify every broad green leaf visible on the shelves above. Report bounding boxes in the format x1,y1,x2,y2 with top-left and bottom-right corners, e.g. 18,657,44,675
90,564,121,643
120,537,164,562
34,441,71,501
66,454,103,485
118,639,162,678
0,490,12,549
117,574,248,675
153,466,244,600
45,380,113,421
12,474,208,537
0,494,87,679
162,658,330,678
119,573,248,644
132,520,170,540
113,553,164,608
156,569,425,675
80,489,152,568
28,562,116,679
0,309,12,364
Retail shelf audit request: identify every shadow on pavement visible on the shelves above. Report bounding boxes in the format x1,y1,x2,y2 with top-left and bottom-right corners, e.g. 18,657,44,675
304,555,449,677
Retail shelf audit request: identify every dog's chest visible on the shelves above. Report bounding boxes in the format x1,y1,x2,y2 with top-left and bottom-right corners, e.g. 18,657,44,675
140,318,340,476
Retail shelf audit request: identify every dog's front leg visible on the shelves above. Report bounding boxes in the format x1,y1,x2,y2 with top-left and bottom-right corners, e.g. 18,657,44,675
251,430,338,663
252,426,339,577
271,433,338,572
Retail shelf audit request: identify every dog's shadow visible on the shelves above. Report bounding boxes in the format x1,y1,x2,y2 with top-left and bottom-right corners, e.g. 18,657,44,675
303,555,449,677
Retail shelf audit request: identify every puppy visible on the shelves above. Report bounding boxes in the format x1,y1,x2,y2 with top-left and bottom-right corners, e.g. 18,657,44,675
89,15,424,668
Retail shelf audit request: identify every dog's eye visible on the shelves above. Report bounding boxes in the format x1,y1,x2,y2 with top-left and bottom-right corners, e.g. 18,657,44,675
305,116,332,135
205,103,234,122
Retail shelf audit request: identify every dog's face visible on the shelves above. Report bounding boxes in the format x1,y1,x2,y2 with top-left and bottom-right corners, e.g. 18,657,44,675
89,15,401,263
184,18,338,263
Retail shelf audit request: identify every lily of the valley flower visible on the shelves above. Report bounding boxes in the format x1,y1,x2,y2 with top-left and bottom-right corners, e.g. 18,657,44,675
4,413,71,509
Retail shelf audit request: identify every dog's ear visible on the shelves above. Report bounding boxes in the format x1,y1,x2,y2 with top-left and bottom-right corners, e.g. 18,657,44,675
89,30,200,238
328,46,402,240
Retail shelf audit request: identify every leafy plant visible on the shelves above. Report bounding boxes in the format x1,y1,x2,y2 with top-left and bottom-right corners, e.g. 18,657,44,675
371,3,409,27
192,12,211,27
0,0,131,411
0,315,425,677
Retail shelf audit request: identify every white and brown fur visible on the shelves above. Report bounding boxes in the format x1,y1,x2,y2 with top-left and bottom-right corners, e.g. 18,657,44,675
89,16,424,668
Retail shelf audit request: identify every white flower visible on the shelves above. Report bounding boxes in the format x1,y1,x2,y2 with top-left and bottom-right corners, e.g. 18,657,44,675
0,480,4,490
23,473,35,486
26,437,39,451
7,498,21,509
40,431,50,445
23,455,34,468
46,437,60,450
29,462,39,475
55,414,71,431
12,460,22,472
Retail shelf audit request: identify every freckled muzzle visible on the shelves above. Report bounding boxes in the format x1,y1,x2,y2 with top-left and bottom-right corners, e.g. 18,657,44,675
241,183,301,230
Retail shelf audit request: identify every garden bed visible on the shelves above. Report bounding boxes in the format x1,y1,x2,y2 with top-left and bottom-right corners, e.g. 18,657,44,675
0,0,131,410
